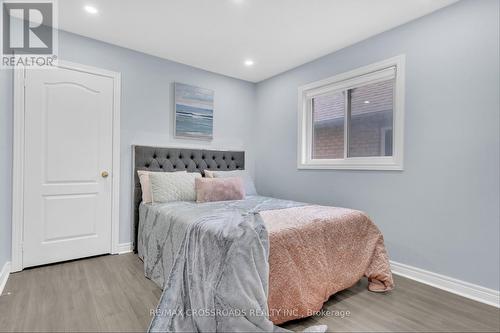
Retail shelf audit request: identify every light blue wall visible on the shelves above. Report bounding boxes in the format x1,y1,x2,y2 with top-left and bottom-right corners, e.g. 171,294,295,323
1,0,498,292
255,0,500,290
0,29,257,269
0,69,12,270
58,31,257,244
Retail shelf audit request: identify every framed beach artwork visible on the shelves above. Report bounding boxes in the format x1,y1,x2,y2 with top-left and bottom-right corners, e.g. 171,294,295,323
174,82,214,140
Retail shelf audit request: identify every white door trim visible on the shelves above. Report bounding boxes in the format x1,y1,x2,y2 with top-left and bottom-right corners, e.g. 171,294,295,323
11,60,121,272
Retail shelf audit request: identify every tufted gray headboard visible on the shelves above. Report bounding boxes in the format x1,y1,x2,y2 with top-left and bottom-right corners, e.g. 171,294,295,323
132,145,245,251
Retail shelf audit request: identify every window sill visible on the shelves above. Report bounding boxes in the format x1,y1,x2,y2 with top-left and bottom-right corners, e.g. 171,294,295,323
297,158,403,171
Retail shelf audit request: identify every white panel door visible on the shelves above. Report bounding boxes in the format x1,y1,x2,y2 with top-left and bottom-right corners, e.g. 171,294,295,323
23,65,114,267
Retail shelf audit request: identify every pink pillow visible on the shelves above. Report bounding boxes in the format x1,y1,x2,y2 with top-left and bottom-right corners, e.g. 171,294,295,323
195,177,245,203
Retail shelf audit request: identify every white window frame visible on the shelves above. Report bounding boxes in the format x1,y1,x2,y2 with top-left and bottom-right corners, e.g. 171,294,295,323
297,55,405,170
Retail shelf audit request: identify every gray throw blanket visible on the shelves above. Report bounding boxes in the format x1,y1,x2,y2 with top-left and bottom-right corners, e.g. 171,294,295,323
139,197,326,332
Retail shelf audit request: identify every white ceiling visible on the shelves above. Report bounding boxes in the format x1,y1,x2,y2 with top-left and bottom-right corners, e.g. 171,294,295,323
58,0,458,82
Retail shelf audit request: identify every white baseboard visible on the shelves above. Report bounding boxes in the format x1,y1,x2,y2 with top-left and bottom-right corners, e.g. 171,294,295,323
115,242,133,254
390,260,499,308
0,261,11,296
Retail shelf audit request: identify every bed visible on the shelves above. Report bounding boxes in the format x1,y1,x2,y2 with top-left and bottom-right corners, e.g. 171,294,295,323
132,145,394,331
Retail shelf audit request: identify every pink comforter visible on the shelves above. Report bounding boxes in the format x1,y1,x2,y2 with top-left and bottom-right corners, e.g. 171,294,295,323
260,205,394,324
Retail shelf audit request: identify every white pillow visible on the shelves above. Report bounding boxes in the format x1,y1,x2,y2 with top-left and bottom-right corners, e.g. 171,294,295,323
137,170,187,203
204,169,257,196
150,171,201,203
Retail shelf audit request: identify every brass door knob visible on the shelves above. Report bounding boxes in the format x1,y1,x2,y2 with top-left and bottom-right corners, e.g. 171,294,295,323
101,171,109,178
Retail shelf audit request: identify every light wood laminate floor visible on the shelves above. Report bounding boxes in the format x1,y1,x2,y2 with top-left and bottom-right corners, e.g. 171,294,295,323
0,254,498,332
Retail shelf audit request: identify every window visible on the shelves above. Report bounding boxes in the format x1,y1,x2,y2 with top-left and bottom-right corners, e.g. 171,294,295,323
298,55,405,170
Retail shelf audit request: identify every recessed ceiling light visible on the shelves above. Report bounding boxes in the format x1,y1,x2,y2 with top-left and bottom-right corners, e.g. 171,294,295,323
364,100,370,104
84,5,98,14
244,59,254,66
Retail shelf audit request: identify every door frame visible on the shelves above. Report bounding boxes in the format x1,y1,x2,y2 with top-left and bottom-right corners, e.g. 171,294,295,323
11,60,121,272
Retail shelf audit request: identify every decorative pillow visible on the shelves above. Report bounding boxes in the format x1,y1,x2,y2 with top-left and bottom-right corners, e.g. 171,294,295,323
204,169,257,195
195,177,245,203
137,170,188,203
149,172,201,203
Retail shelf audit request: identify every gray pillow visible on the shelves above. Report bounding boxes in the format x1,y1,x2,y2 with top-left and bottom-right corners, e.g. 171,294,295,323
205,169,257,196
